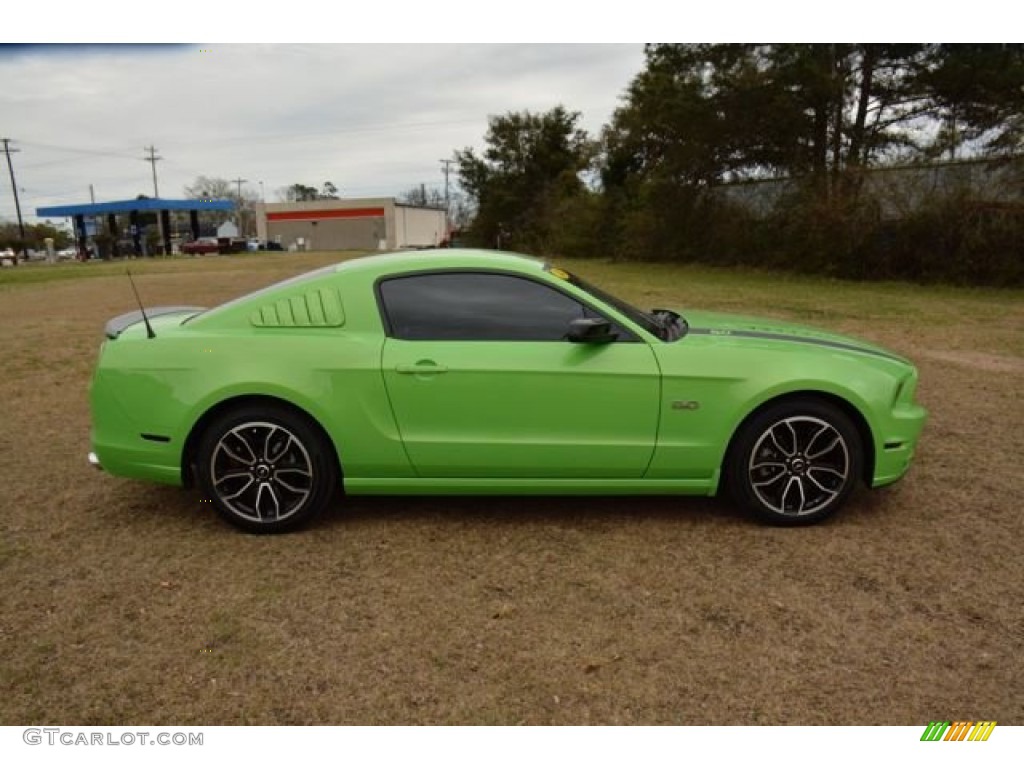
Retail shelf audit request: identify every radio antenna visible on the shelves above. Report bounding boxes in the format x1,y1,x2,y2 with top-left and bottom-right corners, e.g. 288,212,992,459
126,268,156,339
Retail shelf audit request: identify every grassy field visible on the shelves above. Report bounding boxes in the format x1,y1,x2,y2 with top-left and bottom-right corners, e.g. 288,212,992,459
1,251,1021,725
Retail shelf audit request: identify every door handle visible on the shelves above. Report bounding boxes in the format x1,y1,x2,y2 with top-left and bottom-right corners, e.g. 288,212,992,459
395,362,449,374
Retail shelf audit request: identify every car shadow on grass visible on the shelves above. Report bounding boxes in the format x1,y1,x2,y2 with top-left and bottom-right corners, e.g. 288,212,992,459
125,482,892,535
330,493,750,530
121,483,749,534
117,483,230,534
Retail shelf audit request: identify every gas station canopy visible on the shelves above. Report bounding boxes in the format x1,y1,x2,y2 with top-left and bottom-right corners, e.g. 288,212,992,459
35,197,235,257
36,197,234,217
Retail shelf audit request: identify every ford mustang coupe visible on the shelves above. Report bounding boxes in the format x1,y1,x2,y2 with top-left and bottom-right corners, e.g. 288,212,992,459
88,249,926,533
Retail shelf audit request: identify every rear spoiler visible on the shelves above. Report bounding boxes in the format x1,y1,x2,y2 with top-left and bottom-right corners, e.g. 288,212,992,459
104,306,205,340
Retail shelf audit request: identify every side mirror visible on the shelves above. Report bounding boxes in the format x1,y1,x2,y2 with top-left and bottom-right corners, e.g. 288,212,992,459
567,317,617,343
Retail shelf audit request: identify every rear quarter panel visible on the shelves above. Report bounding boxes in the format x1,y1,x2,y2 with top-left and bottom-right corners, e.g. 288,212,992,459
92,268,411,483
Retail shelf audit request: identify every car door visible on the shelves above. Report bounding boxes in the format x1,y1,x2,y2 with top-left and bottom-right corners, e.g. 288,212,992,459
378,271,661,478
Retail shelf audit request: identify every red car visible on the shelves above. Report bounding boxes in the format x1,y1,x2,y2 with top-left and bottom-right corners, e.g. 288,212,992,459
181,237,219,255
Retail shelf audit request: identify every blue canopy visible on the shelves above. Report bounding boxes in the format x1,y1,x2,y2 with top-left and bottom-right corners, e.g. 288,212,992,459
36,198,234,217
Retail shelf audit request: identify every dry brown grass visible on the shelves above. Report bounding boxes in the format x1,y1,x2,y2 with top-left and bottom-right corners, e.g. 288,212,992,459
1,253,1022,725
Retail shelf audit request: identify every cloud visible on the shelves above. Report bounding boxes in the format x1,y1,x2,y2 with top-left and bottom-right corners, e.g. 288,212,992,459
0,44,644,221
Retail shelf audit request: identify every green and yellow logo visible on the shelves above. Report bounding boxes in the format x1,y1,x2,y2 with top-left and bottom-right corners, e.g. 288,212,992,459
920,721,996,742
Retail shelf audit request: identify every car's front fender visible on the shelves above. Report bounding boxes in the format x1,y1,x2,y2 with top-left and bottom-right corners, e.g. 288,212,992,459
646,338,915,485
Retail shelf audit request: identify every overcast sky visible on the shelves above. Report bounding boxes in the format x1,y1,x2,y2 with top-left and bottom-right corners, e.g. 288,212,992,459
0,44,646,223
1,0,1009,228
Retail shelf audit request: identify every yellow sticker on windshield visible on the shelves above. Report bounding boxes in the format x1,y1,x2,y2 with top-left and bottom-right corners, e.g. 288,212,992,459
549,267,570,280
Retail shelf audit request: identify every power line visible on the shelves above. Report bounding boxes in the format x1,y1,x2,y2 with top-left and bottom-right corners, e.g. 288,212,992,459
158,117,484,150
21,154,127,171
17,139,139,162
14,119,481,170
160,158,219,183
2,138,26,250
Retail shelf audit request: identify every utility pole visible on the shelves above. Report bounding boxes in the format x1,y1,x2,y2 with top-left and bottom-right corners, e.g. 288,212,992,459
439,158,453,226
232,177,248,236
143,145,161,197
2,138,26,260
89,184,96,204
143,145,163,253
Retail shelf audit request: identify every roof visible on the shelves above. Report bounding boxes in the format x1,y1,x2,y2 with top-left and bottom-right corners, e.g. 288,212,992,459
35,198,235,217
185,249,549,329
334,248,545,276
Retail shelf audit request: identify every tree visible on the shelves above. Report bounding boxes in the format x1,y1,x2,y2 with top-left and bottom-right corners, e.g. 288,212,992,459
916,44,1024,158
454,106,595,253
598,45,756,260
277,182,341,202
184,176,259,236
0,219,72,251
596,44,1024,278
597,44,962,261
606,44,1024,197
603,45,941,200
398,184,445,208
448,189,474,230
278,183,318,202
184,176,235,201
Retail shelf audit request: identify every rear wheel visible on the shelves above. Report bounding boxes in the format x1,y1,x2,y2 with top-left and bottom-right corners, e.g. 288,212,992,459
196,404,338,533
727,399,863,526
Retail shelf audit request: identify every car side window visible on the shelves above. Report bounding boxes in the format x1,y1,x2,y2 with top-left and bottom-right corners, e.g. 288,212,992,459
378,272,623,342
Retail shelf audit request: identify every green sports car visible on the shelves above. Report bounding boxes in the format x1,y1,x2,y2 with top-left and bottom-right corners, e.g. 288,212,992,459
88,249,926,533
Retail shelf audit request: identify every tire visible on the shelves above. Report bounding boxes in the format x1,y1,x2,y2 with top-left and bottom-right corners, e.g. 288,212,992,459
726,398,863,526
196,404,338,533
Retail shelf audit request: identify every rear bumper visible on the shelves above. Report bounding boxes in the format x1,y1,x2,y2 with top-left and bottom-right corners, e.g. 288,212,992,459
90,369,184,486
90,439,182,485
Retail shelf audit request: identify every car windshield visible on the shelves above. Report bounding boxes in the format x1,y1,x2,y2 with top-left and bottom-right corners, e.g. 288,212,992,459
546,266,686,342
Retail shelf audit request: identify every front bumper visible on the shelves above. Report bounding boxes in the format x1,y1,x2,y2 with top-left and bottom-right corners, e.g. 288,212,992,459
872,402,927,487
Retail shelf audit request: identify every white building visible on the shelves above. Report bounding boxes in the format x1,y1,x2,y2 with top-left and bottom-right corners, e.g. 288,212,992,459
255,198,447,251
216,220,240,238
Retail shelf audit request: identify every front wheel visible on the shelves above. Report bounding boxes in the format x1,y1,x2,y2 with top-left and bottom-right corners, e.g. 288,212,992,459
196,404,338,533
726,399,863,526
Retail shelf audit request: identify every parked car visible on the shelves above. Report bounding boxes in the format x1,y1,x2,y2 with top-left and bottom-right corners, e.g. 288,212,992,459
181,237,219,255
88,249,926,533
0,247,15,266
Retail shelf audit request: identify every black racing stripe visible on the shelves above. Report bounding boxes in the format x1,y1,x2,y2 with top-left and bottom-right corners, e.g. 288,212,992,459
688,327,908,363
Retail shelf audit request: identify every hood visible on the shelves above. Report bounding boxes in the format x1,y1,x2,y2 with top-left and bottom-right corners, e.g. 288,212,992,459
682,309,911,365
